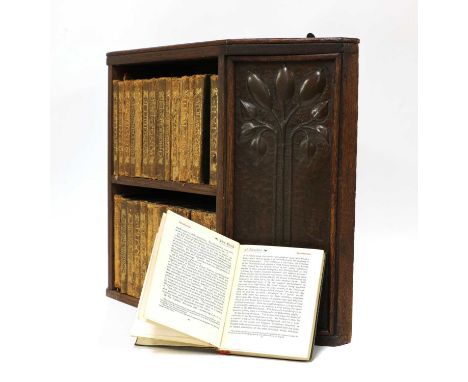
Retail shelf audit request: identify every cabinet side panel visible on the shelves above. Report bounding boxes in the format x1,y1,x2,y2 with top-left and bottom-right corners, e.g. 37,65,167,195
216,55,227,235
229,55,341,337
108,65,115,290
334,47,358,343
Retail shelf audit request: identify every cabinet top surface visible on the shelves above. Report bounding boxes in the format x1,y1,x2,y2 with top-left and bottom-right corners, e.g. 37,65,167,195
107,37,359,57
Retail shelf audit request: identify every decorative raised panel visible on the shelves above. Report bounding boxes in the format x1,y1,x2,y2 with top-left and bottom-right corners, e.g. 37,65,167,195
236,64,332,248
232,57,338,334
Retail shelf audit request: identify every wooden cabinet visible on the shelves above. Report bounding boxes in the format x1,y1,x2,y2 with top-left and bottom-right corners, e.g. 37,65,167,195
106,38,359,346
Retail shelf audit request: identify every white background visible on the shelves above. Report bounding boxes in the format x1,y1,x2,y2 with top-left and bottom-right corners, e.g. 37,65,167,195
0,0,467,381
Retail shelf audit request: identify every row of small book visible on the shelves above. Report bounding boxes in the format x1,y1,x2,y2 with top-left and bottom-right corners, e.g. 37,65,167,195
114,195,216,298
112,74,218,185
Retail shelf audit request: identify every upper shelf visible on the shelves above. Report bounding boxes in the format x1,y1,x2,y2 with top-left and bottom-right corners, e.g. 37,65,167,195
112,176,217,196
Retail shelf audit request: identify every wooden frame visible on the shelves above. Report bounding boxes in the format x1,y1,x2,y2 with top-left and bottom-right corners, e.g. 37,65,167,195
106,38,359,346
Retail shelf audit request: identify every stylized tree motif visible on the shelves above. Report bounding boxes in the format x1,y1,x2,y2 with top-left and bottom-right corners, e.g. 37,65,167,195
238,65,330,244
238,65,329,167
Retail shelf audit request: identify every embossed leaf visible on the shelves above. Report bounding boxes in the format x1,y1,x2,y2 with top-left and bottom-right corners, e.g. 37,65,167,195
310,100,329,120
298,136,315,163
251,135,267,157
240,99,257,119
240,121,259,137
299,69,326,106
247,72,272,110
275,65,295,105
315,125,329,142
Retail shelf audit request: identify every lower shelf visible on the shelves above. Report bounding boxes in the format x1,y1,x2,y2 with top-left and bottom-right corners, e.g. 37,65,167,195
106,288,138,307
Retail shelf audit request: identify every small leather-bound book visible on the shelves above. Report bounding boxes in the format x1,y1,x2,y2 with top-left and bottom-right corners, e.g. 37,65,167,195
131,211,325,361
154,78,165,180
170,77,181,181
209,75,218,186
112,80,119,176
178,76,190,182
133,80,143,177
163,78,172,181
141,80,150,178
190,75,207,183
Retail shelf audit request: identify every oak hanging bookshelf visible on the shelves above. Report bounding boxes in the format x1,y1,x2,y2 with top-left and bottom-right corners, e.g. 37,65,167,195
106,37,359,346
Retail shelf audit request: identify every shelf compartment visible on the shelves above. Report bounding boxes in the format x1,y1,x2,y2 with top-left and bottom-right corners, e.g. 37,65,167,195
112,175,217,196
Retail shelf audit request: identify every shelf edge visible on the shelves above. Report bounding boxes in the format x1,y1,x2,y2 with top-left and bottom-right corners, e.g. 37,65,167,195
112,176,217,196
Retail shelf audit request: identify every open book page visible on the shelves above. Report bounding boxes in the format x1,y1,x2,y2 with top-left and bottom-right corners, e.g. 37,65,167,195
131,214,208,346
143,211,240,347
220,245,325,360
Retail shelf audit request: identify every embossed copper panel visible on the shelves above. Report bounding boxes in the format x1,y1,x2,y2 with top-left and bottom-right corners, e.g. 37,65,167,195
229,55,341,334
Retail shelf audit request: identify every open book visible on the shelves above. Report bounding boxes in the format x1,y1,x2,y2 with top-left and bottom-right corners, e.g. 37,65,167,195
131,210,325,361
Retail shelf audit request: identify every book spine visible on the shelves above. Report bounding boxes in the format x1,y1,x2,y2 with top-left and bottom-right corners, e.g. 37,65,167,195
112,80,119,176
126,200,135,296
153,203,166,235
209,75,218,186
120,198,127,294
130,80,137,176
123,80,131,176
186,76,195,183
164,78,172,180
206,211,217,231
118,81,125,176
141,80,150,178
192,75,205,183
139,201,147,296
179,77,189,182
190,209,204,226
113,195,122,289
134,201,142,297
170,206,191,219
171,77,181,181
190,210,216,231
146,202,154,263
155,78,165,179
149,78,158,179
134,80,143,177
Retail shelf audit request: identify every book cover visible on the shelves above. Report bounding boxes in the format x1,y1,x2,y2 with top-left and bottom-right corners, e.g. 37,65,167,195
186,76,195,184
155,78,165,179
133,201,141,297
163,78,172,180
209,75,218,186
138,201,147,296
123,80,131,176
141,80,150,178
134,80,143,177
126,200,135,296
129,81,136,176
113,195,122,289
119,199,127,294
170,77,181,181
118,81,125,176
148,78,158,179
179,76,189,182
191,75,206,183
112,80,119,176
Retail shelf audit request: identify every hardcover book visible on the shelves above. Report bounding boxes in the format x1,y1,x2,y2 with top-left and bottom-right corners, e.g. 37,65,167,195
132,211,325,361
